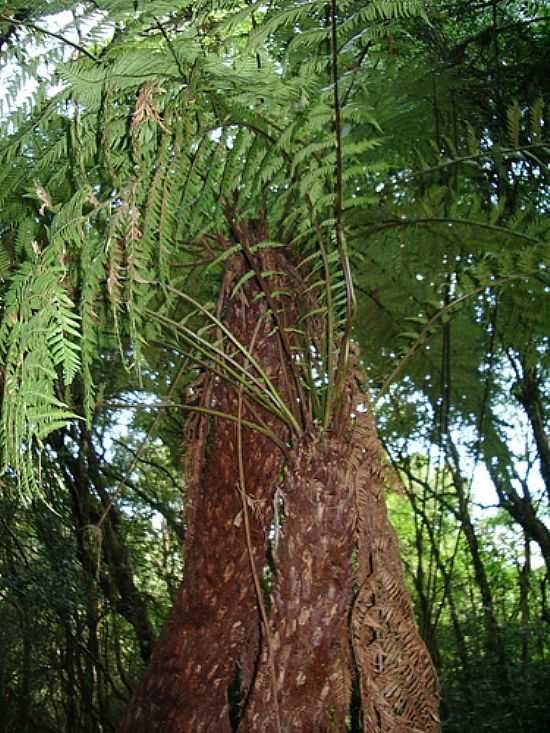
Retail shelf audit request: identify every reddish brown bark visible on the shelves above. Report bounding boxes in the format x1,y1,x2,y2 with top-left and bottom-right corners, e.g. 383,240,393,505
238,368,439,733
118,415,277,733
119,236,440,731
240,412,357,731
119,235,295,732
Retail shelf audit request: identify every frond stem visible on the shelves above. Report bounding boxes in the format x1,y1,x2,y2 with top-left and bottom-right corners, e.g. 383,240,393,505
304,195,335,429
0,14,98,61
358,216,540,244
145,309,297,429
156,284,302,434
330,0,355,387
107,401,288,454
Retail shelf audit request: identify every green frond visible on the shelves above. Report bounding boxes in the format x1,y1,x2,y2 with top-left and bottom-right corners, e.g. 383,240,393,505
0,254,81,497
530,97,544,142
80,236,108,427
506,101,521,148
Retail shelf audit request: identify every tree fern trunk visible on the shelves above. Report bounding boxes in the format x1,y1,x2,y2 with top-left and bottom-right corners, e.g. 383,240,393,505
118,419,280,732
119,240,439,732
119,238,292,732
239,376,439,733
239,432,356,732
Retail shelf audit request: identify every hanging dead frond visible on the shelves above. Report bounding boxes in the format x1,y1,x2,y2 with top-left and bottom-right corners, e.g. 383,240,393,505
350,380,440,733
131,82,170,153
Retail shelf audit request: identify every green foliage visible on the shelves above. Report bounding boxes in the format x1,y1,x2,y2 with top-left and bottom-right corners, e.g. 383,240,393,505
0,0,547,498
0,250,80,497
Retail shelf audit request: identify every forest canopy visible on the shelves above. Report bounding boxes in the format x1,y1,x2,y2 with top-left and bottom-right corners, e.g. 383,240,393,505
0,1,549,731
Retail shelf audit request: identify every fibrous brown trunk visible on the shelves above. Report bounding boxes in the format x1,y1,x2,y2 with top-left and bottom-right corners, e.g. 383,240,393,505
120,231,440,731
120,231,293,732
241,371,440,732
240,431,356,732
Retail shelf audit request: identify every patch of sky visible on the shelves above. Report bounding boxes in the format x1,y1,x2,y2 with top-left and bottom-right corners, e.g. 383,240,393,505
101,389,170,530
378,371,547,569
0,7,109,120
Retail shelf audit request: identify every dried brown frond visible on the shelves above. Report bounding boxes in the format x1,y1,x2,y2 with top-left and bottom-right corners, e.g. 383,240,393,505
33,179,53,215
131,82,170,150
350,383,440,733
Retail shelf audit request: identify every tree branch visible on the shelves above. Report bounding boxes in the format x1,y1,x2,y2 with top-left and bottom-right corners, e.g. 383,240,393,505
0,14,98,61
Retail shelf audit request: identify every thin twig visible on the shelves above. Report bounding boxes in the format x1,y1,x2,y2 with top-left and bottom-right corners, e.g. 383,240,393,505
387,143,549,185
106,400,288,453
377,274,531,401
146,307,297,430
149,283,301,432
357,215,541,244
331,0,355,382
340,42,372,108
154,17,187,81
